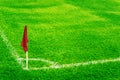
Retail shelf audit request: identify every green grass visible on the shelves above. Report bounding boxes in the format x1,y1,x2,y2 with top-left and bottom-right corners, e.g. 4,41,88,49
0,0,120,80
65,0,120,11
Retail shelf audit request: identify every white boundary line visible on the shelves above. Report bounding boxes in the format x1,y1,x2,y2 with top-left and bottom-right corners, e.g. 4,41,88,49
1,22,120,71
0,26,25,68
0,27,57,69
17,58,58,65
1,19,120,71
0,26,20,60
29,57,120,70
1,15,120,71
0,19,57,69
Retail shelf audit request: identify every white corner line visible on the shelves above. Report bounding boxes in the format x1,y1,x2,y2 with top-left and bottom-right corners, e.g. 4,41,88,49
0,21,57,69
0,27,20,59
1,26,120,71
0,26,21,64
29,57,120,70
17,58,58,65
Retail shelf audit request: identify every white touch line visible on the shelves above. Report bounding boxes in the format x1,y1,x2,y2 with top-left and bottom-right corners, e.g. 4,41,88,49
17,58,58,65
0,27,57,69
0,17,27,69
30,57,120,70
0,18,57,69
0,26,21,63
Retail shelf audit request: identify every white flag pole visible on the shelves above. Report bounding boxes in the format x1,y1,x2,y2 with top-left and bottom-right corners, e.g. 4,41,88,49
26,51,28,70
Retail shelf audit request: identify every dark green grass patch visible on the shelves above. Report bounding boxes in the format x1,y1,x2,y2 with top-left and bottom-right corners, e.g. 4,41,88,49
28,62,120,80
21,60,51,68
65,0,120,11
0,36,27,80
91,12,120,25
0,0,63,8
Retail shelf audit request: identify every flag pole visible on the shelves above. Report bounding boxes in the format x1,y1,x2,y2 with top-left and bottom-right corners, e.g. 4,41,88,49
26,51,28,70
21,25,28,70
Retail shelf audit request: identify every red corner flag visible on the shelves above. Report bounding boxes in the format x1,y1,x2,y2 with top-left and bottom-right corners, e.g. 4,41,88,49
21,25,28,52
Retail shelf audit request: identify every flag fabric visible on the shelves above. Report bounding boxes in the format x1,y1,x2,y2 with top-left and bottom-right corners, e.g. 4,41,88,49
21,25,28,52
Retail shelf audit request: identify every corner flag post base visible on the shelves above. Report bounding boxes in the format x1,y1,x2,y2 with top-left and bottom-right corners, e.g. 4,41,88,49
26,51,28,70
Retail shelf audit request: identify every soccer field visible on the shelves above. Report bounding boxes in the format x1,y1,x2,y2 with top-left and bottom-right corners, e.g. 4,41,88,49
0,0,120,80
